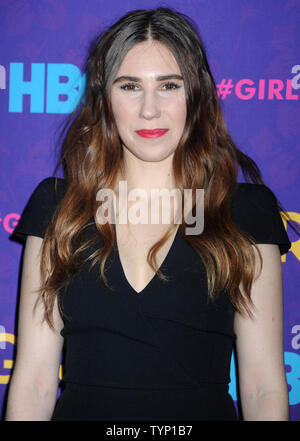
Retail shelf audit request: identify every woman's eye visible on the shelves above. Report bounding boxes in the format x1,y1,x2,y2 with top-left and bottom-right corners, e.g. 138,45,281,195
161,82,181,91
120,83,139,91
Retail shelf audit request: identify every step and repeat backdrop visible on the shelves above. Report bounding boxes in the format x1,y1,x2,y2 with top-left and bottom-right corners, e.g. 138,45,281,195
0,0,299,420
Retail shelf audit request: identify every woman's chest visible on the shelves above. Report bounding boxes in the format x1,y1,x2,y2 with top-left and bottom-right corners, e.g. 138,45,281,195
114,221,180,293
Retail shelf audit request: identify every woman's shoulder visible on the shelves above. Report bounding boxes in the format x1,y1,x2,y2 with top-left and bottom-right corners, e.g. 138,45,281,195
28,176,68,207
233,182,277,205
33,176,67,194
10,176,67,243
231,181,282,219
231,181,280,222
231,182,291,255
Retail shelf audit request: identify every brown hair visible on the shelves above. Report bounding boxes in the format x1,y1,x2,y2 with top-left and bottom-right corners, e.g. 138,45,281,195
35,7,297,329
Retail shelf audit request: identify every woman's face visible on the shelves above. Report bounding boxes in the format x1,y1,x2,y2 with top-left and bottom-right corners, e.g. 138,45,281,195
110,40,187,162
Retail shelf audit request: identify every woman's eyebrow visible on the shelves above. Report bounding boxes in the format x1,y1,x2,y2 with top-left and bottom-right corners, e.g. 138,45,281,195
113,74,183,84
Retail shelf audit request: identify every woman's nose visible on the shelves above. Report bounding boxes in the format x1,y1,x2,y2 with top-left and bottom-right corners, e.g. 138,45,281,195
139,91,161,119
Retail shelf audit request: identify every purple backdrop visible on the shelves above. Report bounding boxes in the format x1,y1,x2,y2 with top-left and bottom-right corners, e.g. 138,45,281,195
1,0,299,421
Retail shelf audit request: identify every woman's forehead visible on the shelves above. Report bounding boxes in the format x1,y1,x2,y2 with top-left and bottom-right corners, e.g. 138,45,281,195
116,41,181,76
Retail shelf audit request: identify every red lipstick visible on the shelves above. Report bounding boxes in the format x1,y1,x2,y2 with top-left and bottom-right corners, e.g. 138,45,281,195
135,129,169,139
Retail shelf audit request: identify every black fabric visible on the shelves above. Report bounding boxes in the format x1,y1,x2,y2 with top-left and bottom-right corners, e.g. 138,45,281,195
11,177,67,241
231,182,291,255
10,177,291,421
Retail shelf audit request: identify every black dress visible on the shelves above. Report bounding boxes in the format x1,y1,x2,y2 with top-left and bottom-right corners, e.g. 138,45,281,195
11,178,291,421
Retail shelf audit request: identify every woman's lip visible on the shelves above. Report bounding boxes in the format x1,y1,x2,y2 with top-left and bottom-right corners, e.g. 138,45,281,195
135,129,169,139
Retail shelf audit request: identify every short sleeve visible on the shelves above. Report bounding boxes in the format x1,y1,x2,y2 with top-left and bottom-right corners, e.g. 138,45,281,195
231,183,291,255
10,177,67,243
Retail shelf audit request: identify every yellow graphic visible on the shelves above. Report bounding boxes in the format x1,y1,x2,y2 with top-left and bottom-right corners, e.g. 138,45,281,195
281,212,300,263
0,333,15,384
0,332,63,384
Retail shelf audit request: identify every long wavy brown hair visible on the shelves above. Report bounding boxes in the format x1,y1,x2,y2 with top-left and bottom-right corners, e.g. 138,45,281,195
35,7,297,330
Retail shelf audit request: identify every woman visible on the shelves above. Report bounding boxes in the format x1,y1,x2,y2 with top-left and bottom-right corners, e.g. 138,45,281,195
5,7,295,421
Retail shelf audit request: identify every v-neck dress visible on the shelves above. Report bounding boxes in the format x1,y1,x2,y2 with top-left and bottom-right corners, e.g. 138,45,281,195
11,177,291,421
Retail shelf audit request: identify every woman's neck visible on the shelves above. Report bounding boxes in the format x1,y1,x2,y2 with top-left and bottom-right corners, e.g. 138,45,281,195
116,151,177,197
